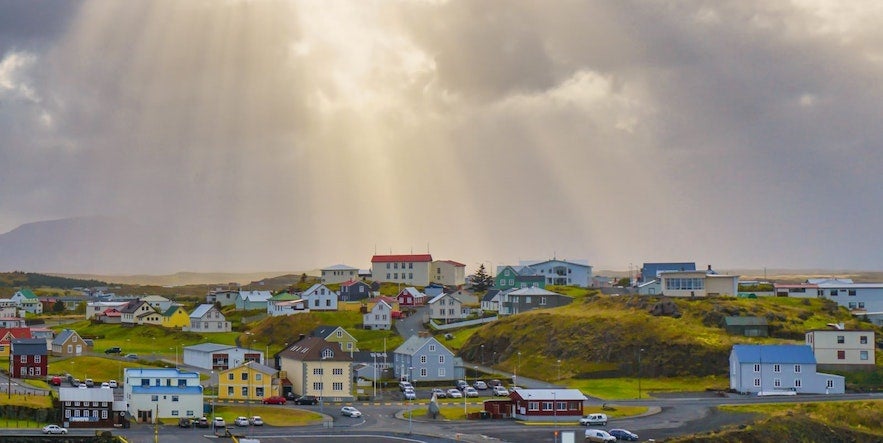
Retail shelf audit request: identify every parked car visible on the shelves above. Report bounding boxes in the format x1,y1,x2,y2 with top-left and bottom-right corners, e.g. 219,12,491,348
100,382,110,388
473,380,488,390
108,380,118,388
42,425,67,434
249,416,263,426
70,378,80,387
78,383,87,389
584,429,616,443
124,354,138,360
213,417,226,428
492,385,509,396
399,381,413,392
403,388,417,400
431,388,447,398
294,395,319,405
579,413,608,426
49,376,62,386
340,406,362,417
262,395,287,405
446,388,463,398
84,378,94,388
234,416,249,427
488,379,503,388
463,387,479,398
456,379,468,390
178,418,192,428
104,346,122,354
195,417,210,428
609,429,639,441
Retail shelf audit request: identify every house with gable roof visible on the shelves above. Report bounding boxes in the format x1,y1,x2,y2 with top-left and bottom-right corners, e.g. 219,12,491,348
393,334,462,382
124,367,202,423
235,290,272,311
428,292,467,322
267,292,309,317
119,300,156,325
277,337,353,400
363,300,393,330
321,264,360,284
161,306,190,329
430,260,467,286
10,338,47,378
371,254,433,286
507,388,588,421
86,301,129,320
0,327,31,360
494,266,545,291
339,280,372,302
500,287,573,315
396,287,427,307
51,329,92,357
729,344,844,394
481,289,509,312
300,284,338,311
311,325,358,353
186,304,231,333
141,295,174,313
520,259,593,288
12,289,42,315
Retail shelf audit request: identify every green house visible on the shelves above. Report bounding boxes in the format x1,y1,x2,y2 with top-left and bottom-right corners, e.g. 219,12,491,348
495,266,545,290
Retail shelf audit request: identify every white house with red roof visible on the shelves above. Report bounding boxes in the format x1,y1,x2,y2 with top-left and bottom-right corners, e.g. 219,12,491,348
431,260,467,286
371,254,433,286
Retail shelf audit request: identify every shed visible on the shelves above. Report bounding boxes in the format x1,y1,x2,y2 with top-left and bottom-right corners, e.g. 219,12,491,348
724,316,769,337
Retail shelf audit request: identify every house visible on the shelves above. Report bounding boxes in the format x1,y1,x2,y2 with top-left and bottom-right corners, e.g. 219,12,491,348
0,316,24,328
135,310,163,326
300,284,338,311
85,301,129,320
207,287,240,307
724,317,769,337
161,306,191,329
123,368,203,423
658,266,739,297
430,260,467,286
773,283,820,298
806,328,876,371
729,344,845,394
351,351,392,381
218,361,279,401
371,254,433,286
12,289,42,315
321,264,360,284
97,308,122,324
0,328,31,360
396,287,427,308
141,295,174,313
10,338,48,379
500,287,573,316
500,259,593,288
427,292,467,323
339,280,372,302
640,262,697,284
812,280,883,325
277,337,353,401
119,300,157,325
393,334,463,383
363,300,393,330
182,343,263,371
267,293,309,317
506,388,588,421
480,289,507,312
186,304,231,333
235,290,272,311
51,329,92,356
311,325,358,353
59,387,115,428
494,266,546,291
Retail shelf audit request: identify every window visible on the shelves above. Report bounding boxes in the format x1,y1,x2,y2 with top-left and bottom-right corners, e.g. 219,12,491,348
540,297,547,305
861,336,869,344
322,348,334,359
528,401,539,411
837,350,845,360
242,387,248,396
313,368,323,375
794,379,802,388
333,368,343,375
255,374,262,381
439,355,445,363
773,364,780,373
34,355,40,363
827,379,834,388
228,387,234,395
420,356,427,364
186,410,194,416
241,372,249,381
837,335,845,344
774,379,781,387
541,401,553,411
313,382,322,391
438,367,445,377
171,410,178,416
65,410,71,418
421,368,427,377
74,410,80,417
151,395,159,401
171,395,179,402
409,273,413,279
753,364,760,373
386,273,390,279
794,364,801,373
849,302,856,309
332,382,343,391
556,401,567,411
525,296,531,304
20,355,26,363
830,289,838,296
861,350,869,360
753,378,761,387
256,387,264,397
429,344,436,352
326,299,331,307
849,290,857,296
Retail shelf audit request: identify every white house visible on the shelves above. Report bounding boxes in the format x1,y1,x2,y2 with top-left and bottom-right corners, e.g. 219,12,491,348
427,292,466,322
186,304,231,333
430,260,467,286
119,300,157,325
267,294,309,317
518,259,593,288
321,264,360,284
182,343,263,370
300,284,338,311
123,368,203,423
806,328,876,371
659,266,739,297
729,344,844,395
363,300,392,330
207,288,240,307
480,289,510,312
141,295,174,313
11,289,42,315
371,254,433,286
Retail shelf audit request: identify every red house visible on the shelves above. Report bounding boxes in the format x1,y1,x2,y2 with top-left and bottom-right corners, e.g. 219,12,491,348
0,327,32,356
10,338,48,379
506,389,587,422
396,287,427,307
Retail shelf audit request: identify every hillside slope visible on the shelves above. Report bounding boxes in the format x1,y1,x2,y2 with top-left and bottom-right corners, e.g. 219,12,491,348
461,294,867,380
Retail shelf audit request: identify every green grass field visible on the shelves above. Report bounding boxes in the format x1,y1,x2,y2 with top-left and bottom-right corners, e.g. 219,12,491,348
209,405,324,426
565,375,727,400
48,356,168,382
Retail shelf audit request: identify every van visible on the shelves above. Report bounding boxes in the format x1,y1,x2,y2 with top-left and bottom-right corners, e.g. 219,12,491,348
579,413,608,426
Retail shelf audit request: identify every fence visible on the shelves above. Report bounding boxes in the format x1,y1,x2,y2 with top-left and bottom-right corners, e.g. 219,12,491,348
428,316,498,331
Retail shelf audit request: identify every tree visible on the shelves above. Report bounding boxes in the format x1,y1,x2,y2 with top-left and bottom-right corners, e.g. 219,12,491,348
52,300,65,313
472,264,494,291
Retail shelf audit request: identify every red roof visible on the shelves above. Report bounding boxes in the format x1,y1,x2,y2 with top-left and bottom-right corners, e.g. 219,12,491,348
0,328,32,343
371,254,432,263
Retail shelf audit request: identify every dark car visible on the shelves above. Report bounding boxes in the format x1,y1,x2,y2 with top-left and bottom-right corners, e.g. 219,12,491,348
178,418,192,428
609,429,639,441
104,347,122,354
488,379,503,388
262,396,287,405
294,395,319,405
195,417,210,428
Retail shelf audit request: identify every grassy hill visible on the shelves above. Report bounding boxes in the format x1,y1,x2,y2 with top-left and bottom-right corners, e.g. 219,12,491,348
461,293,869,381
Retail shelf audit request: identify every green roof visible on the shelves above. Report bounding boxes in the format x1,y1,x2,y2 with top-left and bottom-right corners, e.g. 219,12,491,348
16,288,37,299
270,292,296,301
163,306,184,317
724,316,768,326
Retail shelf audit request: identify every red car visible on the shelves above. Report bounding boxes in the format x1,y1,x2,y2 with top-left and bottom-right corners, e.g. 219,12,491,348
262,396,287,405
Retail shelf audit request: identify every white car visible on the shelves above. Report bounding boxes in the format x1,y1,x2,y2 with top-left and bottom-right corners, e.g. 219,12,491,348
100,382,110,388
249,416,263,426
579,413,608,426
463,387,479,398
234,416,250,427
431,388,447,398
213,417,226,428
446,388,463,398
403,388,417,400
473,380,488,390
584,429,616,443
108,380,118,388
42,425,67,434
493,385,509,396
340,406,362,417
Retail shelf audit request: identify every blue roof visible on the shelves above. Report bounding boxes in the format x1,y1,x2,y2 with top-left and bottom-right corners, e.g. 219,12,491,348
732,345,816,364
132,386,203,395
642,262,696,281
125,368,200,378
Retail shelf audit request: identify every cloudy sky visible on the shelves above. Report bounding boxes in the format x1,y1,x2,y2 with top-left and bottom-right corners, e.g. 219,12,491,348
1,0,883,274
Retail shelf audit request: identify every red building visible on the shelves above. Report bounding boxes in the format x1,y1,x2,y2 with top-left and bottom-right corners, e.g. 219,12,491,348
502,389,587,422
396,287,427,307
10,338,48,379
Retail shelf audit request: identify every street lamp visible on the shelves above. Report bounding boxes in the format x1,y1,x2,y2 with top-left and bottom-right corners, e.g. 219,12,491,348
480,344,485,366
556,359,561,382
553,391,558,441
514,351,521,386
408,366,414,434
637,348,645,399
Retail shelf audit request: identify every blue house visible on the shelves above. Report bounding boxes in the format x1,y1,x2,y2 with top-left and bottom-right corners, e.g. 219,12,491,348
729,344,844,395
640,262,696,283
393,335,463,383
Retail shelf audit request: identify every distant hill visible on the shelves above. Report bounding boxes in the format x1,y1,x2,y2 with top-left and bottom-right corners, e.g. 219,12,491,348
0,271,107,288
53,271,299,287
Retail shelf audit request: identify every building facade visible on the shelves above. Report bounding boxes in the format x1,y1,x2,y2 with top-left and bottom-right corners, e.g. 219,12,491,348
363,300,392,330
187,304,231,333
10,338,48,379
182,343,263,371
392,334,463,383
321,265,360,284
500,287,573,315
729,344,844,395
430,260,466,286
277,337,353,401
659,268,739,297
371,254,433,286
806,329,876,371
59,387,115,428
218,361,279,401
300,284,339,311
123,368,203,423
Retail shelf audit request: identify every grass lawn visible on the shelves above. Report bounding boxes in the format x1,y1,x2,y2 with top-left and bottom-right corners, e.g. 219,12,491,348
0,393,53,408
433,325,483,352
208,405,324,426
436,405,483,420
48,356,167,381
565,375,727,400
50,321,238,357
719,400,883,436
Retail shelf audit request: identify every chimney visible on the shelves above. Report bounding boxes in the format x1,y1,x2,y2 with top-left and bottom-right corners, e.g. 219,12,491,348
707,265,712,271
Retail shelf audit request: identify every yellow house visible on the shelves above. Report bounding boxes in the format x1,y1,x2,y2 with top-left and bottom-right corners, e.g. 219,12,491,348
161,306,191,329
310,325,358,353
278,337,353,400
218,361,279,401
0,328,31,360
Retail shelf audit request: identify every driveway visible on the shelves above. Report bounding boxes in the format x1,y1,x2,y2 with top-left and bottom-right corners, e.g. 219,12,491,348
395,305,429,339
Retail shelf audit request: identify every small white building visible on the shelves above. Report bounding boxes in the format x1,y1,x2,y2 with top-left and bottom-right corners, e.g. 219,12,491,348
123,368,203,423
321,264,360,284
186,304,231,333
806,328,876,371
300,284,338,311
267,294,309,317
363,300,392,330
182,343,263,371
430,260,467,287
428,292,466,322
659,266,739,297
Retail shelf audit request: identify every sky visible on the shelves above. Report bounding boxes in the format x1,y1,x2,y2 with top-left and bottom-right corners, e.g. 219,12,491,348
1,0,883,274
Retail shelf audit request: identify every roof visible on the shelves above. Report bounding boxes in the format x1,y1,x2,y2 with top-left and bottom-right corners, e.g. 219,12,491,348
238,291,272,302
311,325,348,339
394,335,451,357
11,338,48,355
124,368,200,378
482,289,501,302
189,304,217,319
322,264,358,271
427,292,458,305
521,259,591,269
119,300,148,314
141,295,171,303
731,345,816,364
724,316,768,326
436,260,466,267
302,283,333,296
59,387,114,402
52,329,81,346
277,337,352,362
221,361,278,375
340,280,368,288
269,292,297,301
808,278,854,285
398,287,425,298
371,254,433,263
162,306,185,317
511,388,587,401
15,288,37,299
0,327,32,342
508,287,565,296
184,343,236,353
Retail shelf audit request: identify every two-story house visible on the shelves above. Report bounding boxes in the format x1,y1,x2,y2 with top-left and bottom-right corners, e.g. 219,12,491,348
396,287,426,307
235,291,272,311
10,338,48,379
218,361,279,401
371,254,433,286
339,280,372,302
427,292,467,323
729,344,845,394
430,260,467,286
51,329,92,357
277,337,353,401
363,300,392,330
300,284,338,311
141,295,174,313
119,300,157,325
161,306,191,329
266,293,309,317
123,368,203,423
207,288,240,307
494,266,545,291
186,304,231,333
393,334,463,383
0,328,31,361
806,328,876,371
12,289,42,315
320,264,360,285
59,387,116,428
